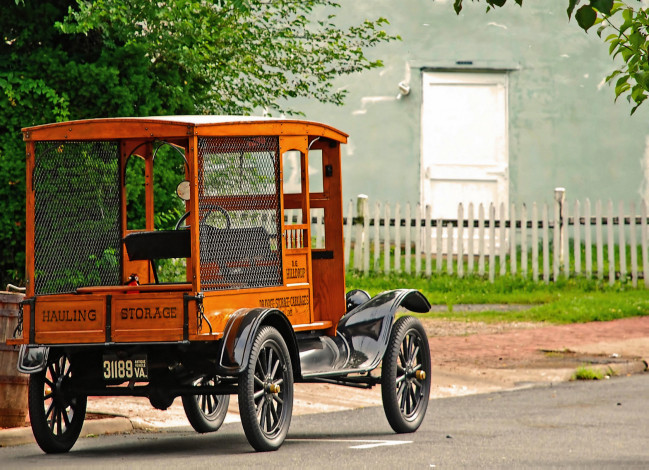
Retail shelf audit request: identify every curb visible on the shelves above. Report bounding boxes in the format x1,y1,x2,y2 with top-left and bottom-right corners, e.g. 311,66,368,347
0,416,133,447
589,358,648,378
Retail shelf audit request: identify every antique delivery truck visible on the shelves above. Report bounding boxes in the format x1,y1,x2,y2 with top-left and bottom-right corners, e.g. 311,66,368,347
8,116,431,453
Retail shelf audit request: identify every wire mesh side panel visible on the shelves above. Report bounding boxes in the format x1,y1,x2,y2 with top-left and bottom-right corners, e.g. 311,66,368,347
33,141,122,294
197,136,282,291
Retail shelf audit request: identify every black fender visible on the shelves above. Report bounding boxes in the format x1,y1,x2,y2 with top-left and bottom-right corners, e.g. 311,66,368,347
336,289,431,372
17,345,50,374
218,308,301,378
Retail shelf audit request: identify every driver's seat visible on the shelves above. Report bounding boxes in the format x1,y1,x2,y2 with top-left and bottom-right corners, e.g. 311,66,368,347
123,230,191,283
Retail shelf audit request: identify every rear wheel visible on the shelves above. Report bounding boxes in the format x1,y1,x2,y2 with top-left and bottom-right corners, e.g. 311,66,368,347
182,377,230,433
381,316,431,433
238,326,293,451
28,352,87,453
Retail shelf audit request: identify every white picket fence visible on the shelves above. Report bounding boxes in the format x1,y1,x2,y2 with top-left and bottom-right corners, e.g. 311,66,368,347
327,196,649,286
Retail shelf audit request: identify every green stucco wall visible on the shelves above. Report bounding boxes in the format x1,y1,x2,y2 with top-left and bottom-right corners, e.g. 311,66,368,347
293,0,649,208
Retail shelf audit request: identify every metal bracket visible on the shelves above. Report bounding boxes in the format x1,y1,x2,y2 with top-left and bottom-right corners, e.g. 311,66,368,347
183,292,211,339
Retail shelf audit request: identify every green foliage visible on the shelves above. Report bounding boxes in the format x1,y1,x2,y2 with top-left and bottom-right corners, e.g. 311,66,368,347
572,365,605,380
0,0,395,287
450,0,649,114
453,0,522,14
58,0,397,115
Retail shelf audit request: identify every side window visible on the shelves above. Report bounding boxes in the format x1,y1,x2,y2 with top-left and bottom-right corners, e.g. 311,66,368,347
153,142,187,230
308,149,323,194
310,207,325,249
282,150,303,224
282,149,308,250
125,155,146,230
283,150,302,195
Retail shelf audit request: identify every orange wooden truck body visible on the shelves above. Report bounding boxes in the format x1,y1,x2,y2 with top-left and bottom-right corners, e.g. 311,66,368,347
11,116,348,347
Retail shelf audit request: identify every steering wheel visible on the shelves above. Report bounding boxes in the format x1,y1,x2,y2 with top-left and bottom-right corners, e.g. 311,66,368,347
175,211,191,230
175,205,232,230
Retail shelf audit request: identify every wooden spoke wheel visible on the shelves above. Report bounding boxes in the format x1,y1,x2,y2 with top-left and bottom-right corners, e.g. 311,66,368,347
28,352,87,453
381,316,431,433
182,377,230,433
238,326,293,451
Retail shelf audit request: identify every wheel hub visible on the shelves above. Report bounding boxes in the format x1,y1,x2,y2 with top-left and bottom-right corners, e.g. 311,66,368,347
263,377,280,395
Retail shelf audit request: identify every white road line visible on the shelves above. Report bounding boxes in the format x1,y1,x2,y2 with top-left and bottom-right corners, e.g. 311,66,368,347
287,438,412,449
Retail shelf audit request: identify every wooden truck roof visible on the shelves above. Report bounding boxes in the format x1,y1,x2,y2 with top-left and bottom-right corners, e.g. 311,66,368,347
22,115,349,143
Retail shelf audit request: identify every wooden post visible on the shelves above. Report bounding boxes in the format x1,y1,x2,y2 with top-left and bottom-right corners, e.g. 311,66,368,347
584,199,592,279
532,203,539,282
467,203,475,275
415,203,422,276
510,203,517,276
499,202,507,277
596,200,604,280
425,205,432,277
553,188,565,281
489,203,496,283
618,201,627,280
542,203,550,284
630,202,638,287
362,197,370,274
405,203,412,275
478,204,486,277
521,203,528,278
384,202,391,274
457,204,464,278
436,216,443,274
562,198,570,278
344,200,353,268
446,222,454,275
353,195,367,271
607,200,615,285
373,202,381,272
641,200,649,287
574,200,581,276
394,203,401,273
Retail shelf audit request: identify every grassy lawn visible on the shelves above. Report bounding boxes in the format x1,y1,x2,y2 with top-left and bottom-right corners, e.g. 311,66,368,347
345,271,649,325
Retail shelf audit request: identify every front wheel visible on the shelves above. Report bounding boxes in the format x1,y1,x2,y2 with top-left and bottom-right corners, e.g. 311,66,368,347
381,316,431,433
182,377,230,433
28,352,87,453
238,326,293,451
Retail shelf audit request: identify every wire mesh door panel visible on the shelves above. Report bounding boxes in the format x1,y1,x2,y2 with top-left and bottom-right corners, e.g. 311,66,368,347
197,137,282,291
33,141,122,294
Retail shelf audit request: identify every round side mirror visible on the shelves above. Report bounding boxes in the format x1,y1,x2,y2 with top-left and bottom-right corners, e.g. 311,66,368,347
176,180,191,201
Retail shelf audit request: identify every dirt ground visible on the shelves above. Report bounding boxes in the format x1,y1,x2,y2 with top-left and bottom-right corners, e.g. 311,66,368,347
81,315,649,429
424,315,649,369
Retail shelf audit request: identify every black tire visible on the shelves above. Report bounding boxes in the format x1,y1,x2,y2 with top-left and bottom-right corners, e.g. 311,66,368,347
238,326,293,451
28,352,87,453
182,377,230,433
381,316,431,433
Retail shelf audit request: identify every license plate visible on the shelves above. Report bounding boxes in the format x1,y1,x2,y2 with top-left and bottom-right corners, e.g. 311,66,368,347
102,354,148,381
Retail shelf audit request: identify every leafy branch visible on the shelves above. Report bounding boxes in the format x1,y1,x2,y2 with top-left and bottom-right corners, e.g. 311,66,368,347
450,0,649,114
58,0,398,115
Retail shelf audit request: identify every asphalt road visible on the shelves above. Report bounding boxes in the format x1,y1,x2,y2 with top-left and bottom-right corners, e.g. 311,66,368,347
3,374,649,468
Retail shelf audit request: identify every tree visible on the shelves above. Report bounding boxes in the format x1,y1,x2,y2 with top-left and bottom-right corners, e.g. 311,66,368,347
451,1,649,114
0,0,396,287
58,0,396,115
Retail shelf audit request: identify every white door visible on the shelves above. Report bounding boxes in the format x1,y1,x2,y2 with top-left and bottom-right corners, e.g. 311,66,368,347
421,71,509,219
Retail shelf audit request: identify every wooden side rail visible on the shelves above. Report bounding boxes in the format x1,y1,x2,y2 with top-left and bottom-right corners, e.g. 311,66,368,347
77,284,192,294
